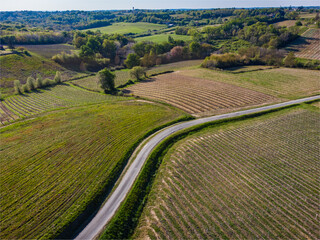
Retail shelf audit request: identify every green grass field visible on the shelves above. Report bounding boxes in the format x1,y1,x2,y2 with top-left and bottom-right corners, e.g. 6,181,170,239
179,67,320,99
0,83,128,125
0,52,78,96
18,44,75,59
134,106,319,239
84,22,166,35
134,33,192,43
0,100,187,239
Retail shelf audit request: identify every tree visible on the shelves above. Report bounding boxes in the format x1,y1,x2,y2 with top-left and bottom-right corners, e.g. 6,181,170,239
98,68,115,93
130,66,146,81
102,39,117,61
26,77,36,91
54,71,62,83
14,80,22,94
283,52,296,67
125,53,140,69
36,75,43,89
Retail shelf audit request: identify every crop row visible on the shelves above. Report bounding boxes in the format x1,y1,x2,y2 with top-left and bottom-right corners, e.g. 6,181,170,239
134,109,319,239
0,101,185,239
126,73,277,115
0,83,126,125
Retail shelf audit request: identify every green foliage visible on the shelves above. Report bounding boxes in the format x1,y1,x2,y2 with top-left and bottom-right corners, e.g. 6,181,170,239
22,84,29,93
130,66,147,81
26,77,36,91
14,80,22,95
54,71,62,83
283,52,296,67
125,53,141,69
98,68,115,92
36,75,43,88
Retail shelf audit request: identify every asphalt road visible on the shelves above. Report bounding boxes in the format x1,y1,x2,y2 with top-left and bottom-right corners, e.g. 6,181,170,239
75,95,320,240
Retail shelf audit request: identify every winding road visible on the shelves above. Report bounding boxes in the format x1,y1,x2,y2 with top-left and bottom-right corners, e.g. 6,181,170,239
75,95,320,240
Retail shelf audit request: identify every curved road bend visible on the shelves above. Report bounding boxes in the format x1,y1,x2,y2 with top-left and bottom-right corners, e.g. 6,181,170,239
75,95,320,240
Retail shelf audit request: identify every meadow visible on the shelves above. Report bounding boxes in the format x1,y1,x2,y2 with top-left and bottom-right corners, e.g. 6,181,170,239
0,83,127,125
84,22,167,35
134,33,192,43
179,67,320,99
133,106,319,239
286,28,320,60
17,44,75,59
0,101,187,239
125,72,278,116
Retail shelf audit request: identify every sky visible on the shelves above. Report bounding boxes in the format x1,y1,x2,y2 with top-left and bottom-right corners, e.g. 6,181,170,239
1,0,319,11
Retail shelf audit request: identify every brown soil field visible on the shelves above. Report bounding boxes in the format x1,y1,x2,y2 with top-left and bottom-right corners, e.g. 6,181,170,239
286,28,320,60
125,72,278,116
274,20,297,27
133,108,320,239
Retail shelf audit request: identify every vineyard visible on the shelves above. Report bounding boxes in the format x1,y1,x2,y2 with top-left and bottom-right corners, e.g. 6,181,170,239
72,60,202,92
180,67,320,99
134,108,320,239
0,101,186,239
0,83,127,125
18,44,76,59
125,72,278,116
286,28,320,60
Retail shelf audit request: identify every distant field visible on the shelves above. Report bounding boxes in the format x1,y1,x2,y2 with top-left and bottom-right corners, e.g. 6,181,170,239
225,65,275,73
134,33,192,43
0,52,77,96
125,72,277,116
134,108,319,239
286,28,320,60
72,60,202,92
0,101,186,239
0,83,127,125
299,12,317,19
84,22,166,34
17,44,75,58
274,20,297,27
180,67,320,99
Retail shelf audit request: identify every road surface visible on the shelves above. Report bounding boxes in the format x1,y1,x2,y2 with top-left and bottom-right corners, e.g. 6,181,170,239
75,95,320,240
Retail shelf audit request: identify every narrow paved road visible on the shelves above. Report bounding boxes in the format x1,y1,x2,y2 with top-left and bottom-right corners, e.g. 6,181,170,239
75,95,320,240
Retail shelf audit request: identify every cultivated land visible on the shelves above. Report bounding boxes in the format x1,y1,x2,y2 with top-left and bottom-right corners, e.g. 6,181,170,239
0,52,80,96
134,33,192,43
71,60,202,92
125,71,278,116
0,83,128,125
0,101,187,239
179,67,320,99
134,106,320,239
17,44,76,58
84,22,166,35
286,28,320,60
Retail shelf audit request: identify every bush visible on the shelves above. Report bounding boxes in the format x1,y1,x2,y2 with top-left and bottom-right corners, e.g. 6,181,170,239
26,77,36,91
42,78,55,87
36,76,43,89
54,71,62,84
125,53,140,69
201,53,243,69
130,67,147,81
14,80,22,95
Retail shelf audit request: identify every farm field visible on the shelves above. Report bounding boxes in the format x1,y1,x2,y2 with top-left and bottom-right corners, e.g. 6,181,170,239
225,65,276,73
179,67,320,99
0,83,128,125
71,69,131,92
274,20,297,27
134,107,320,239
84,22,166,35
134,33,192,43
125,72,278,116
286,28,320,60
17,44,75,58
0,52,79,96
0,101,187,239
71,60,202,92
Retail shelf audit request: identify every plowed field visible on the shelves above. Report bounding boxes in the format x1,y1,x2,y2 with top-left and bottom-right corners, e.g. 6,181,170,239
126,72,278,116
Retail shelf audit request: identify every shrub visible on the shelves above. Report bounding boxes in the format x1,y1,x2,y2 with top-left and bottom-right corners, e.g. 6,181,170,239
54,71,62,84
42,78,55,87
22,84,29,93
125,53,140,69
14,80,22,95
130,67,147,81
26,77,36,91
36,76,43,89
98,68,115,93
